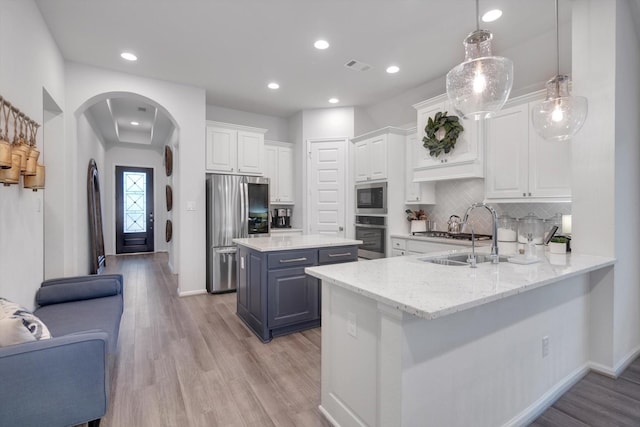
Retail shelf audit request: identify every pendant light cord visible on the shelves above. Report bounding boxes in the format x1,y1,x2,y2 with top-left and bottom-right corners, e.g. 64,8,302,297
555,0,560,76
475,0,480,31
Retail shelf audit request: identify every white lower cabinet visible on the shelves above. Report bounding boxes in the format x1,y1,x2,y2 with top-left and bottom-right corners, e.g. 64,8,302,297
264,142,294,204
484,91,571,202
391,237,470,256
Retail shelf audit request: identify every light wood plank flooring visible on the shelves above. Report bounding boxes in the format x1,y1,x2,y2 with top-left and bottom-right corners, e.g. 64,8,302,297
530,359,640,426
92,252,331,427
79,253,640,427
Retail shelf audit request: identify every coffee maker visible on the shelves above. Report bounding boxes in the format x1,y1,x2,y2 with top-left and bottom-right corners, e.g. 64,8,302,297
272,208,292,228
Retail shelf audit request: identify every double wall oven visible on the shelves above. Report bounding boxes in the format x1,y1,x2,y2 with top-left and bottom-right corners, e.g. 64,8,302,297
355,181,387,259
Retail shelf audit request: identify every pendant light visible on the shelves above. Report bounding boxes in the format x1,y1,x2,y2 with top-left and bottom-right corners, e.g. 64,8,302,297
446,0,513,120
531,0,587,141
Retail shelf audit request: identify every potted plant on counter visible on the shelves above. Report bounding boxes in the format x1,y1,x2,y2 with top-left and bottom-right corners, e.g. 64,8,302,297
405,209,428,235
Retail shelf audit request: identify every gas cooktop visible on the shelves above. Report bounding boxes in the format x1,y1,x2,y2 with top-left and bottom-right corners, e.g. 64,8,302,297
411,231,492,241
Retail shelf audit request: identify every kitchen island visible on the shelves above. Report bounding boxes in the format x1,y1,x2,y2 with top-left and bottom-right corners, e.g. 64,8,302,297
233,235,361,342
305,249,615,427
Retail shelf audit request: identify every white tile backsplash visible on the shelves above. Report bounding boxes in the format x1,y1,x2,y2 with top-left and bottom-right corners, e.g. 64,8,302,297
410,178,571,235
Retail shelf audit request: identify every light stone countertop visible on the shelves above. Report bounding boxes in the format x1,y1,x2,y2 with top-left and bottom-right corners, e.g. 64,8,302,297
305,248,615,320
233,234,362,252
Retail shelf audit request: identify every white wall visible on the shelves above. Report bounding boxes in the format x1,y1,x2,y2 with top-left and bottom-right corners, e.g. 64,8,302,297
64,62,206,296
613,0,640,366
0,0,65,309
206,104,289,141
573,0,640,375
75,114,106,273
103,145,168,255
288,111,304,229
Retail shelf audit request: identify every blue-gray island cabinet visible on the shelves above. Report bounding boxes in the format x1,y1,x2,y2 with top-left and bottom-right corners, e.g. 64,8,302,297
233,235,360,342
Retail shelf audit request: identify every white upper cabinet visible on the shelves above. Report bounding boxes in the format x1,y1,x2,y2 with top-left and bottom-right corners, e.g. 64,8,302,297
354,134,388,182
205,121,267,175
413,94,483,181
405,130,436,204
484,91,571,202
264,141,294,204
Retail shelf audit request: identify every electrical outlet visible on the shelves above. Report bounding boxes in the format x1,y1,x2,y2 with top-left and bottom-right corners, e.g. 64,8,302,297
542,336,550,358
347,312,357,337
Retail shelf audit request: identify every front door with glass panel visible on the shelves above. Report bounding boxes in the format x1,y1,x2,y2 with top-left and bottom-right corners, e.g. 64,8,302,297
115,166,154,254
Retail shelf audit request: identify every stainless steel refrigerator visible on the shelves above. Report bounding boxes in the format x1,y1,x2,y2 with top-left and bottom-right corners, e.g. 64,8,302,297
206,174,270,293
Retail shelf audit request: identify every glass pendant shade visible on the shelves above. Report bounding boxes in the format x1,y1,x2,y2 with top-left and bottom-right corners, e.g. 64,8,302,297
531,75,587,141
446,29,514,120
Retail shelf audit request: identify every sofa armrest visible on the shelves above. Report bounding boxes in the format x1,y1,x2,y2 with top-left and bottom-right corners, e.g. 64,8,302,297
36,274,123,306
0,332,109,427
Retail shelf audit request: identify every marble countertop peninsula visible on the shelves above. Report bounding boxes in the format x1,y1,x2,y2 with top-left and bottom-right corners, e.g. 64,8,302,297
233,234,362,252
390,233,492,247
305,248,615,320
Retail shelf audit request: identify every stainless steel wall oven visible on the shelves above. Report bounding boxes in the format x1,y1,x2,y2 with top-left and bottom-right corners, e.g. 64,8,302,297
355,215,386,259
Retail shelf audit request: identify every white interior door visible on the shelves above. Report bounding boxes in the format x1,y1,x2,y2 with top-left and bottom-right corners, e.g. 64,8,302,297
307,138,347,237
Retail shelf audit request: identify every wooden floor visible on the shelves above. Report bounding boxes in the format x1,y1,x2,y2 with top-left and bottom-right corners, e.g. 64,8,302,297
530,360,640,426
81,253,640,427
92,252,331,427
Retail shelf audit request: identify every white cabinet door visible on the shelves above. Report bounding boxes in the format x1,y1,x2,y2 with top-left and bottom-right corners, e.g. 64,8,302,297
276,146,294,203
528,125,571,198
264,145,278,202
206,126,237,173
484,97,572,201
415,99,482,175
237,130,263,175
416,102,445,169
484,104,529,199
368,135,387,181
405,133,436,204
354,139,370,182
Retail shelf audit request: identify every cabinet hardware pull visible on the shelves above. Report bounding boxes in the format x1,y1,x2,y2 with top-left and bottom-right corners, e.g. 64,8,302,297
328,252,351,257
528,192,532,196
523,192,526,197
280,257,308,263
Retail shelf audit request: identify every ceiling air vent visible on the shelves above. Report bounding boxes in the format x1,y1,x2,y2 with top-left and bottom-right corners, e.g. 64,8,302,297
344,59,372,72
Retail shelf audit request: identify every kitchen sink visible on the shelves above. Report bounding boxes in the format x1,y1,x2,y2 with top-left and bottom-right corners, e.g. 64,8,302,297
420,253,509,266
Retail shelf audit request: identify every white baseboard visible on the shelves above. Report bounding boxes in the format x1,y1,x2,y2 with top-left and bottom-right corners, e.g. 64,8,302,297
502,363,590,427
590,344,640,379
318,405,340,427
177,289,207,297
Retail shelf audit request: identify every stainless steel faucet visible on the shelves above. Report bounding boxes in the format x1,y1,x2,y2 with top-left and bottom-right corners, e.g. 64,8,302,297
463,202,500,264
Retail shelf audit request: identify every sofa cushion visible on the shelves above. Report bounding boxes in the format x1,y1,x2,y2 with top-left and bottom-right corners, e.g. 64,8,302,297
36,278,121,306
0,298,52,347
34,295,122,353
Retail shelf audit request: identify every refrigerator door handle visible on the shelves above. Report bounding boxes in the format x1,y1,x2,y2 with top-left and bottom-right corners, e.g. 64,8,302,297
215,247,237,255
240,181,248,238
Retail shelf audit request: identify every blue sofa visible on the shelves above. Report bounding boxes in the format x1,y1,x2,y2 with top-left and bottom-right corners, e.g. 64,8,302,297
0,274,124,427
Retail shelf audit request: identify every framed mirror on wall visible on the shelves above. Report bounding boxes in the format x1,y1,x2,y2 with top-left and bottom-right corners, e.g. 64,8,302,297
88,159,105,274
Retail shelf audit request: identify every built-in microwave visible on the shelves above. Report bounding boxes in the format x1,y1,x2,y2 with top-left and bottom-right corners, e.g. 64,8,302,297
355,182,387,214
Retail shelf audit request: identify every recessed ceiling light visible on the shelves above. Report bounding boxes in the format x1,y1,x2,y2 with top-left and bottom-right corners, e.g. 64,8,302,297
130,121,139,126
482,9,503,22
268,82,280,90
328,98,339,104
386,65,400,74
120,52,137,61
314,40,330,50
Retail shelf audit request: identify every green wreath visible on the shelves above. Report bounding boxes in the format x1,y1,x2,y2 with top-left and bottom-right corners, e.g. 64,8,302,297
422,111,464,158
